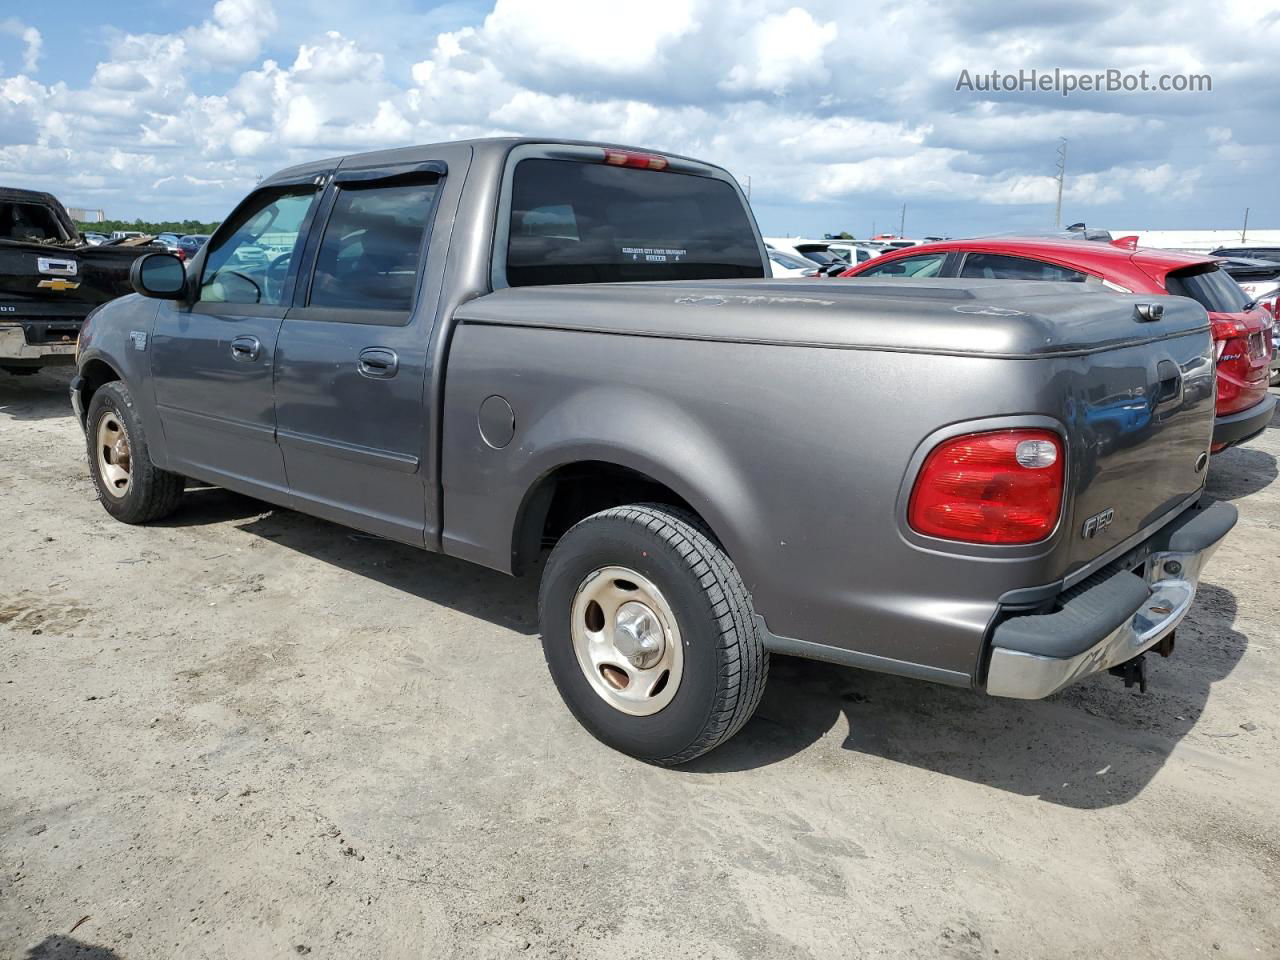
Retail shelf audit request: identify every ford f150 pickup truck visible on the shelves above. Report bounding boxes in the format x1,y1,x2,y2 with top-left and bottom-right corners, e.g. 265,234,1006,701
0,186,159,374
70,138,1237,764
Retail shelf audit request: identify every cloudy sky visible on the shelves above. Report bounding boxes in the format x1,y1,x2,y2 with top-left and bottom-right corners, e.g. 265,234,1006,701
1,0,1276,237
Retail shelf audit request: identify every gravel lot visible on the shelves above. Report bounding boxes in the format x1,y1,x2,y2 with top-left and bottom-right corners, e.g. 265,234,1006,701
2,367,1278,960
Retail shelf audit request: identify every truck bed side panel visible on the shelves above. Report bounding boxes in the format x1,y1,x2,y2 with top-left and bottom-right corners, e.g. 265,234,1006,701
441,321,1214,683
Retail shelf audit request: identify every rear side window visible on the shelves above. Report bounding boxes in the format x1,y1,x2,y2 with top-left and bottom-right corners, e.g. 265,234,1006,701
308,178,440,311
860,252,947,278
959,253,1086,282
0,201,65,242
1166,265,1251,313
506,159,763,286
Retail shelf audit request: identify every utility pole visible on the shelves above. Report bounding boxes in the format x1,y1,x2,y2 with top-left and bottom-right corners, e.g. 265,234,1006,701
1242,207,1249,243
745,175,752,202
1053,138,1067,229
899,204,906,237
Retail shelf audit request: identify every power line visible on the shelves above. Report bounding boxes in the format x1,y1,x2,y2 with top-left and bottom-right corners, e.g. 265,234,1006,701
1054,138,1064,227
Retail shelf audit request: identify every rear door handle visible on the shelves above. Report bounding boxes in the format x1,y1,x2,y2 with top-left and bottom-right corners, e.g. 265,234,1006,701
358,347,399,379
230,335,261,362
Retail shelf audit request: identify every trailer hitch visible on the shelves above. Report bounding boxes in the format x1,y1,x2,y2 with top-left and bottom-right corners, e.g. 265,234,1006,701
1108,654,1148,693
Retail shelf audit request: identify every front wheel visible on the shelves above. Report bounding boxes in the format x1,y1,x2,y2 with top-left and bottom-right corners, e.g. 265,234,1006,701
539,504,768,765
85,380,185,523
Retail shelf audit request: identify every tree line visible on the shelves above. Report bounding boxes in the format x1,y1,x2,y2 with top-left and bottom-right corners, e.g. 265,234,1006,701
75,218,222,236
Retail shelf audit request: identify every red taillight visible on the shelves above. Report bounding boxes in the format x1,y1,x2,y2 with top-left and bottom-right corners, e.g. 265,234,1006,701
601,148,669,171
1210,317,1248,341
908,429,1064,545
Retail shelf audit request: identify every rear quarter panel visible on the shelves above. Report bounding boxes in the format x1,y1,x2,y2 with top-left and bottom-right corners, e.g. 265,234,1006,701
441,320,1213,682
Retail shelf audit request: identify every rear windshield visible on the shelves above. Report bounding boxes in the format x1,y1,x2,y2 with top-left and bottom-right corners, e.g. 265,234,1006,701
1213,247,1280,263
769,250,812,270
1166,264,1251,313
506,158,764,286
0,201,66,242
795,247,844,266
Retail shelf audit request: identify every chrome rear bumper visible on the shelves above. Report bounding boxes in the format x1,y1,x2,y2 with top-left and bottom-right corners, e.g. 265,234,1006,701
985,499,1236,700
0,323,77,363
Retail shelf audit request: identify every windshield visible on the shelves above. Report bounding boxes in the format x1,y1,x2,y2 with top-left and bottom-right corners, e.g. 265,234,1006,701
506,159,764,286
1166,265,1252,313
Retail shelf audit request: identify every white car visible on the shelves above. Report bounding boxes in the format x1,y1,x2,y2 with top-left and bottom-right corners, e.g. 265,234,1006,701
825,242,882,266
768,249,820,277
763,237,850,271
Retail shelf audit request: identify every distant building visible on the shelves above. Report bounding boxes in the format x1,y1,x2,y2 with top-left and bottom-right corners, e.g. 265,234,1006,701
66,207,106,223
1110,228,1280,254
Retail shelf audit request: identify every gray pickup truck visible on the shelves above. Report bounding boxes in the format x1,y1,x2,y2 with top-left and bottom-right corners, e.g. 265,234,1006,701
70,137,1237,764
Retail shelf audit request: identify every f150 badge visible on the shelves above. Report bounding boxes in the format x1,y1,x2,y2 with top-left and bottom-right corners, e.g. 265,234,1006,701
1081,508,1115,539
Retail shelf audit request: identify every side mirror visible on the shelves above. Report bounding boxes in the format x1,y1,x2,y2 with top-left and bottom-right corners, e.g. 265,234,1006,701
130,252,187,300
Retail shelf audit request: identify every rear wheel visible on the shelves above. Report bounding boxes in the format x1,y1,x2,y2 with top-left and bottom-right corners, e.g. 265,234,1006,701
539,504,768,765
86,381,184,523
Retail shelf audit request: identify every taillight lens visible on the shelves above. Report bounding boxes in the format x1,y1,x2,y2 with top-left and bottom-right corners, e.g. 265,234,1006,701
75,305,101,364
908,429,1064,544
1210,317,1248,341
601,148,669,171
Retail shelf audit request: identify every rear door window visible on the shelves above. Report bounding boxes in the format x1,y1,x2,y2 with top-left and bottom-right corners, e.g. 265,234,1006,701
307,178,440,312
959,253,1086,282
506,159,763,286
1166,264,1251,313
859,252,947,278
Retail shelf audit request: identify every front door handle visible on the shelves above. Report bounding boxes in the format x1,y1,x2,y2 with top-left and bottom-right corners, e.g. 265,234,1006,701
230,335,261,362
358,347,399,379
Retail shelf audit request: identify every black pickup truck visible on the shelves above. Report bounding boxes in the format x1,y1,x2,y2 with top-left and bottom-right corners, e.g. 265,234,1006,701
0,186,158,375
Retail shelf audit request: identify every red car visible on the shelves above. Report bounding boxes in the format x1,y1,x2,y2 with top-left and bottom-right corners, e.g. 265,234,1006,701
837,236,1277,450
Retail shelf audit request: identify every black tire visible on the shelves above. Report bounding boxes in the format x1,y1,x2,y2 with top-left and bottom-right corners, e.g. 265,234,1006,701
539,503,768,765
85,380,184,524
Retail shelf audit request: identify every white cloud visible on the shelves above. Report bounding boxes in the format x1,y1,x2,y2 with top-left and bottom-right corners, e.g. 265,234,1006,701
721,8,838,95
184,0,278,66
0,19,41,74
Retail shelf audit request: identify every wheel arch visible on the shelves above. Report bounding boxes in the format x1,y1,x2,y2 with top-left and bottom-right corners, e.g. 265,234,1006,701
507,444,761,585
76,356,123,426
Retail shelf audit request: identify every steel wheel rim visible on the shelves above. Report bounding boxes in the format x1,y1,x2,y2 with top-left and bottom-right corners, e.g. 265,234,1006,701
570,565,683,717
96,411,132,498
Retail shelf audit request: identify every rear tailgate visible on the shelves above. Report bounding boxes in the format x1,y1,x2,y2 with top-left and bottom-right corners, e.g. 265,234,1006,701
1057,299,1216,577
0,240,146,317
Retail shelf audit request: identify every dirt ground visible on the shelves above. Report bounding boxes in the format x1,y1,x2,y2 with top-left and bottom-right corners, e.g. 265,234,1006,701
1,367,1277,960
